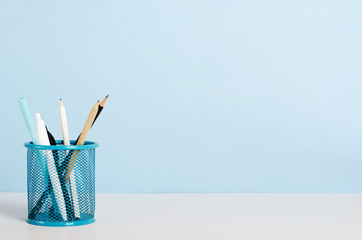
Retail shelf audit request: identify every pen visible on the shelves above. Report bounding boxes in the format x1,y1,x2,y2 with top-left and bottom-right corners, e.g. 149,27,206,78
19,97,47,182
35,113,67,221
18,97,39,144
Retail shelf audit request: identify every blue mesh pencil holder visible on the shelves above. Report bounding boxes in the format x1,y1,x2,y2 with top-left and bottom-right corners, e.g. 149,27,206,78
25,140,98,227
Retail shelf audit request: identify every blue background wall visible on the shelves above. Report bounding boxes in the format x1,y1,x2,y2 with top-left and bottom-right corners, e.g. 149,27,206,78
1,0,362,193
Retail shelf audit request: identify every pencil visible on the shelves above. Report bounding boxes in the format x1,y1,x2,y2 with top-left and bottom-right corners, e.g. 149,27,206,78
78,100,99,145
75,95,108,144
59,99,80,219
64,100,99,180
93,94,108,126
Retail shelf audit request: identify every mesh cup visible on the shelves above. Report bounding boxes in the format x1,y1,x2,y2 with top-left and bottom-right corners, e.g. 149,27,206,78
25,140,98,227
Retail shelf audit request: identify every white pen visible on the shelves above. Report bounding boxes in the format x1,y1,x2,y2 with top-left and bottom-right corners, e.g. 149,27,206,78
60,99,80,218
35,113,67,221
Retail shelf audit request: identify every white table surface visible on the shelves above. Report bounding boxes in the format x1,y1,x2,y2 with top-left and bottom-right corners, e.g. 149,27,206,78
1,193,362,240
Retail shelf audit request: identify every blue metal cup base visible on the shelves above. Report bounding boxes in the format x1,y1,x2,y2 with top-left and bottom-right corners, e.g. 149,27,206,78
27,214,95,227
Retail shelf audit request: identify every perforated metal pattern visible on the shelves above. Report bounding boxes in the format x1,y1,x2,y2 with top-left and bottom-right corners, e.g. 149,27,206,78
26,144,96,224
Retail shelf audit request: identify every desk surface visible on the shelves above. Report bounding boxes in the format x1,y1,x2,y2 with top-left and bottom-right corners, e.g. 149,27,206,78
1,193,362,240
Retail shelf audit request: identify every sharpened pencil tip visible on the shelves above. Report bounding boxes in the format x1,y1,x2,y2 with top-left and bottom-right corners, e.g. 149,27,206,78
99,94,109,107
60,98,62,101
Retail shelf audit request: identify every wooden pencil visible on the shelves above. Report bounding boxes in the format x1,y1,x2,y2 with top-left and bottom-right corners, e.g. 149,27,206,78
74,95,108,144
77,100,99,145
93,94,108,126
64,100,99,180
